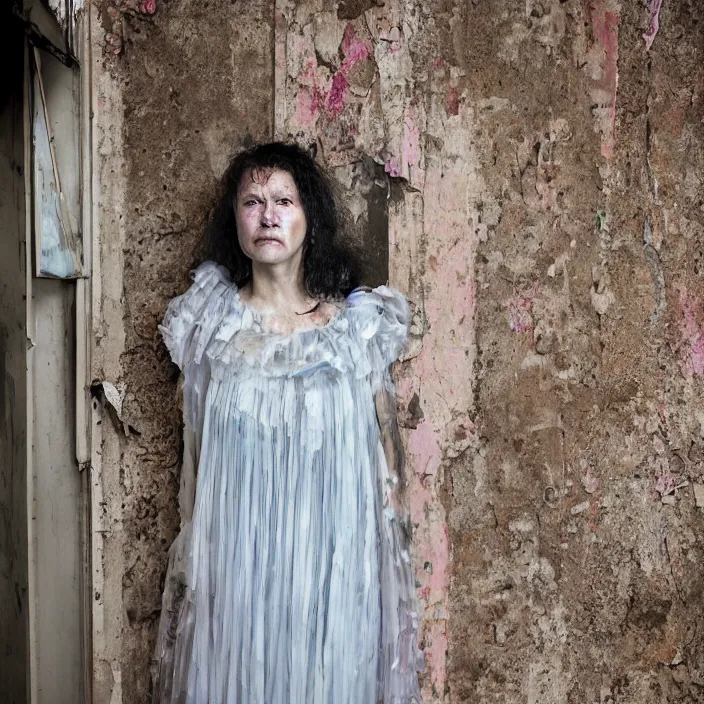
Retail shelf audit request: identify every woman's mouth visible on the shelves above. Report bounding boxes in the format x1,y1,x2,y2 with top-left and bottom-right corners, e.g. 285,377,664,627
254,236,283,246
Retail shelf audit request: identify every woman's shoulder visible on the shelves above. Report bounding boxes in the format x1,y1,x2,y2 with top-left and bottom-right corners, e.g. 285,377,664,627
346,285,409,330
189,259,233,288
165,261,236,320
159,260,237,368
345,285,410,366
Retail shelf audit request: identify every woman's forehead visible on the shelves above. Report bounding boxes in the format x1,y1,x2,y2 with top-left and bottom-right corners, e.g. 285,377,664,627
237,167,298,194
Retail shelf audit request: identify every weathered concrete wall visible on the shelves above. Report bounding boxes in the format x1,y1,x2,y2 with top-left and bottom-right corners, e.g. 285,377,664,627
91,0,704,702
90,1,273,700
277,3,479,697
450,1,704,702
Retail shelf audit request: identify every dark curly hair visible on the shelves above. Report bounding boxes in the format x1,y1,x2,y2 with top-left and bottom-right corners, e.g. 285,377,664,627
202,142,361,297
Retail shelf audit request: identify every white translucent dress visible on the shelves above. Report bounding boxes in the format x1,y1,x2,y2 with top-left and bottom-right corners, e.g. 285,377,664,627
153,261,423,704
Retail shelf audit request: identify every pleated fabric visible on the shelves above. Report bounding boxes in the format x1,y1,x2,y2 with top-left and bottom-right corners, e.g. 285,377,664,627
153,261,424,704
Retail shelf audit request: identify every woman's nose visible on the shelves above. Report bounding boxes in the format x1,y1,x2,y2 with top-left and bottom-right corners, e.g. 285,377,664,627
261,201,278,227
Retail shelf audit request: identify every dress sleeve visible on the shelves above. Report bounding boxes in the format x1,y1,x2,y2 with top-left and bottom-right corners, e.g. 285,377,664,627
346,285,411,375
159,260,232,370
348,288,424,697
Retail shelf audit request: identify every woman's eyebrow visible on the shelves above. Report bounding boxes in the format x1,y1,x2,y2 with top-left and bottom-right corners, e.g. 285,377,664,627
238,190,262,200
238,188,296,200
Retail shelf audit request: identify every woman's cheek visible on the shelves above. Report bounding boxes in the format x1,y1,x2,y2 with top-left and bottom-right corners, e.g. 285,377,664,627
244,207,260,223
283,210,306,237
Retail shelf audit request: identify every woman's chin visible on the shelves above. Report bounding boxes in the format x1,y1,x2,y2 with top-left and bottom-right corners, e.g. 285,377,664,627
249,251,295,266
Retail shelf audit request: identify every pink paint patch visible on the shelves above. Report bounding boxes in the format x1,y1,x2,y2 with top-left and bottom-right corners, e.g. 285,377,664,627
655,472,679,497
294,59,324,126
295,89,320,126
341,23,371,68
423,622,448,694
140,0,156,14
643,0,663,51
324,24,372,120
379,26,402,53
425,523,449,594
383,108,421,182
678,288,704,376
326,72,349,118
588,2,620,159
409,420,442,481
507,288,536,333
402,108,421,173
407,422,448,603
384,156,401,177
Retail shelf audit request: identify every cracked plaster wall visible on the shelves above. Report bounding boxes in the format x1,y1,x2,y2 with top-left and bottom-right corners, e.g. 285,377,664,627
91,0,704,702
450,1,704,702
90,0,273,700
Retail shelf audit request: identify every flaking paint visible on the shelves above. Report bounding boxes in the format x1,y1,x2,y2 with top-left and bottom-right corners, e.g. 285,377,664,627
585,0,620,160
88,1,704,701
278,1,482,696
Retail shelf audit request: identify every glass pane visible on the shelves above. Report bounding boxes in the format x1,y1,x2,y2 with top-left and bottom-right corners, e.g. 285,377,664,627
32,47,82,278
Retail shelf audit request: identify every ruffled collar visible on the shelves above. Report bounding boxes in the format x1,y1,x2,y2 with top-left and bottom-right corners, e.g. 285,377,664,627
205,284,373,379
231,286,349,340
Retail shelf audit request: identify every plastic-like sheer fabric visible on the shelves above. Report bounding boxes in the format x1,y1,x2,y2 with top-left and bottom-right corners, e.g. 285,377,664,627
153,261,423,704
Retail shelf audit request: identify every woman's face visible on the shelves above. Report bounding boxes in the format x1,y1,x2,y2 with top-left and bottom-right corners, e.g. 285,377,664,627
235,168,308,271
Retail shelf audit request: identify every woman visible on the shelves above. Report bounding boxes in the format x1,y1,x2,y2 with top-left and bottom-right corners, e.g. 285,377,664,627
153,142,423,703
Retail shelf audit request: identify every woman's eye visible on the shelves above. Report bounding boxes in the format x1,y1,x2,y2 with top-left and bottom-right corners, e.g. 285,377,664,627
279,198,292,205
244,200,258,206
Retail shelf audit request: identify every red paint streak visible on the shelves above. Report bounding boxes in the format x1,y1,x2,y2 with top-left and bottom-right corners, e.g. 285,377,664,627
587,1,620,159
325,24,372,119
678,287,704,376
447,86,460,116
326,72,350,118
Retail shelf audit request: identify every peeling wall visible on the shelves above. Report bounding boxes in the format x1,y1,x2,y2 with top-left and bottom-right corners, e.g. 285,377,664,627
91,0,704,702
277,3,478,695
90,1,273,700
451,1,704,702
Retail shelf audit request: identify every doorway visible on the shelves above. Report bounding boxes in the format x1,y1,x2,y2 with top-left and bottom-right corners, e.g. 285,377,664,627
0,4,87,702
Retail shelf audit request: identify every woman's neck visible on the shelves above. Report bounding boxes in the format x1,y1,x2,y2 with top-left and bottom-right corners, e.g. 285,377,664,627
244,261,316,316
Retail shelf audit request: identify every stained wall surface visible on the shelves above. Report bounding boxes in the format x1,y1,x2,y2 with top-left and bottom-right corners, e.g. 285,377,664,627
90,0,274,700
91,1,704,702
449,3,704,702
